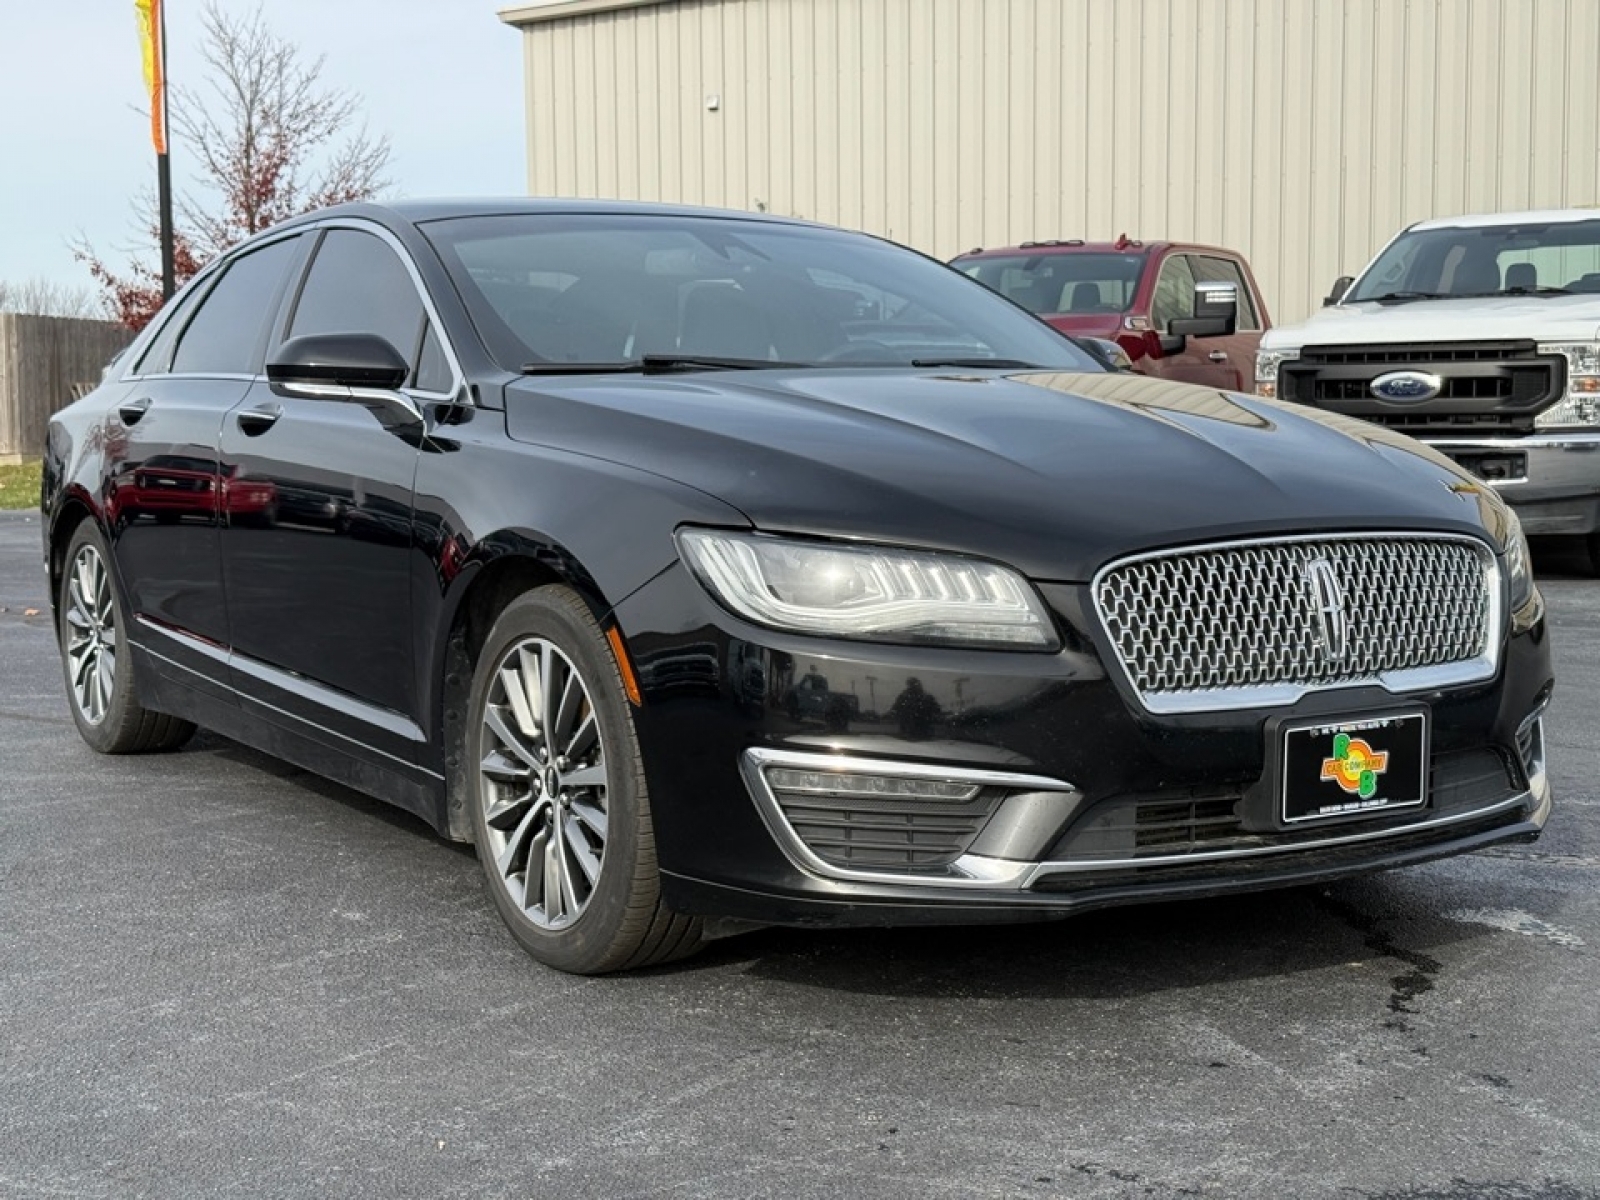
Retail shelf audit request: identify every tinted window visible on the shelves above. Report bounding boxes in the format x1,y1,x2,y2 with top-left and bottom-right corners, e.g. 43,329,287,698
170,237,300,375
422,214,1101,373
414,323,452,392
291,229,426,366
132,280,209,376
1193,256,1260,331
960,253,1145,314
1150,255,1197,331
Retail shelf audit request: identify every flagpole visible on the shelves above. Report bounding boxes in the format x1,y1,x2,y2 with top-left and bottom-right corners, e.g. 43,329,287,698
156,0,175,300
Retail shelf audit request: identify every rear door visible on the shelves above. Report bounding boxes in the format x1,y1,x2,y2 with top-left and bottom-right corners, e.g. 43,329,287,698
217,222,445,766
105,233,304,693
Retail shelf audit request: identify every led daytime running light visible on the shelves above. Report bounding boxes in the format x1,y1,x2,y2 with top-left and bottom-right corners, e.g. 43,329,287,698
677,530,1059,649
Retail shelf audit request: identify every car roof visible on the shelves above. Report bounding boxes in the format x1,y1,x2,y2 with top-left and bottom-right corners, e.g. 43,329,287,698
1409,207,1600,231
275,197,824,230
952,240,1242,260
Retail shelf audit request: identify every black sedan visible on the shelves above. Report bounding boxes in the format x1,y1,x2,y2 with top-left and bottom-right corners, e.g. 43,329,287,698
42,200,1553,974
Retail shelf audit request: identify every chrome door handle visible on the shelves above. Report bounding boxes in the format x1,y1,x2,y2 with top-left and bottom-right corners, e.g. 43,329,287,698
118,396,153,425
235,403,282,436
1207,350,1229,363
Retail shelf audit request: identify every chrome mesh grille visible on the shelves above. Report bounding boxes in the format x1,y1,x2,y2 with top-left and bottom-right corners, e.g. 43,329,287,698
1093,535,1497,711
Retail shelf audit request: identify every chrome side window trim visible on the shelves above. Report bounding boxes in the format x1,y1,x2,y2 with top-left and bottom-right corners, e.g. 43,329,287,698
302,217,469,403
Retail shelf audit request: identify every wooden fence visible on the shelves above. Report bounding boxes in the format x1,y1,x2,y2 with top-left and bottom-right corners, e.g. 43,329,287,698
0,314,131,463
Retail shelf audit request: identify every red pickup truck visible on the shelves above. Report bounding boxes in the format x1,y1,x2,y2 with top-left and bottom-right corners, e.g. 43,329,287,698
951,236,1272,392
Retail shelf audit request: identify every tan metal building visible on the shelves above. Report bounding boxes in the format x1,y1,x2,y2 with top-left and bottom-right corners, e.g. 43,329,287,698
499,0,1600,324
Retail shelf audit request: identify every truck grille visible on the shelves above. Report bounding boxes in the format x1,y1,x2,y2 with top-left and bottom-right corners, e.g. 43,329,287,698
1093,534,1499,713
1280,341,1564,434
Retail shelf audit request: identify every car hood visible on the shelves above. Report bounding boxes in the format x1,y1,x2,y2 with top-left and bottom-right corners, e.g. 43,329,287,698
503,368,1508,581
1263,293,1600,351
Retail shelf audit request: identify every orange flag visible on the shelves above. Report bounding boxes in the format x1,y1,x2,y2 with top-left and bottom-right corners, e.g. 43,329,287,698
134,0,167,155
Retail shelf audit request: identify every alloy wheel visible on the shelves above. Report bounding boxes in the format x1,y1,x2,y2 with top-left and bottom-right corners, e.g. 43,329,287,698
478,636,610,929
63,543,117,726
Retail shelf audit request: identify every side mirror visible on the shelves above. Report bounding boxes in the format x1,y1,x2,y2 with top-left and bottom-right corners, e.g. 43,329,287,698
267,333,422,424
1077,336,1134,372
1323,275,1354,306
1166,281,1238,341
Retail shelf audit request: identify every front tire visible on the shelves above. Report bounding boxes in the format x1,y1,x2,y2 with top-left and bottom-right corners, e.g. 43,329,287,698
58,520,195,754
467,585,702,974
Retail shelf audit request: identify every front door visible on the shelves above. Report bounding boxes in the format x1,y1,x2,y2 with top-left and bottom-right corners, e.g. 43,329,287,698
217,225,434,765
1141,253,1239,390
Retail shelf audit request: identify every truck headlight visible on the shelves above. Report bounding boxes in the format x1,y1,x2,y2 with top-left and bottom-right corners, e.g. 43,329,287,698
1255,349,1299,399
1536,342,1600,427
676,529,1060,650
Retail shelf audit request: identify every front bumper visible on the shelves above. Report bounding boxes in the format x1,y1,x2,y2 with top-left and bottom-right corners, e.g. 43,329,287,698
1428,431,1600,536
613,563,1554,929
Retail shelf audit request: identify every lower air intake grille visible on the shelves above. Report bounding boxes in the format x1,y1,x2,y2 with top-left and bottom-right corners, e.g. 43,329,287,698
772,787,1002,871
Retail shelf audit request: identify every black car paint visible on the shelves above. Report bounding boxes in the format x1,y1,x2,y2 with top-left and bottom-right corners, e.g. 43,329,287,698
42,200,1551,929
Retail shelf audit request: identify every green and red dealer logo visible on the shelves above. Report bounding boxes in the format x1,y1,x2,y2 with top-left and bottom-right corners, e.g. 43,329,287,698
1320,733,1390,800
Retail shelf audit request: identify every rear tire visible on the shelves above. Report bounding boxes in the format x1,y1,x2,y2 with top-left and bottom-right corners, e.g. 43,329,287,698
1584,533,1600,578
466,585,703,974
58,520,195,754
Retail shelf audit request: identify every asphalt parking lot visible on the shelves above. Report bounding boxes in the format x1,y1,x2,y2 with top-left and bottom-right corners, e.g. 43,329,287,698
2,508,1598,1200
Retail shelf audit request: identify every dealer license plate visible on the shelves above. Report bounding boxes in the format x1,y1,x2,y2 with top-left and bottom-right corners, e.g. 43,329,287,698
1280,712,1429,825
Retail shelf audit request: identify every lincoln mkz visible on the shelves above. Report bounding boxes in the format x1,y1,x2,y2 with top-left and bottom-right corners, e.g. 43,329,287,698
42,201,1553,972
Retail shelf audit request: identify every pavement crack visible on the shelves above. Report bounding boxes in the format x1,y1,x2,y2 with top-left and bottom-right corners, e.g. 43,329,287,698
1314,892,1442,1023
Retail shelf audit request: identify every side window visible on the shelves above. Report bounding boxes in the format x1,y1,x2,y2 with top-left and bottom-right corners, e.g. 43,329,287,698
290,229,427,373
1194,256,1261,331
1150,255,1197,331
414,323,452,393
132,279,209,376
170,236,301,375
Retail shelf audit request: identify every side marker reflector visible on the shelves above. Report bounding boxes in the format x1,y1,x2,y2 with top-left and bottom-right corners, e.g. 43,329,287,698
605,625,643,707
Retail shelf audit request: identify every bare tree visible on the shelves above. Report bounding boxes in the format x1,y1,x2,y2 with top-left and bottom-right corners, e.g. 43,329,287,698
77,1,392,329
173,1,391,258
0,278,105,319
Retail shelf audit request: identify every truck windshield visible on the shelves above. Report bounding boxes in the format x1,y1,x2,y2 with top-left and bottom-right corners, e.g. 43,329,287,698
1346,218,1600,302
957,253,1145,315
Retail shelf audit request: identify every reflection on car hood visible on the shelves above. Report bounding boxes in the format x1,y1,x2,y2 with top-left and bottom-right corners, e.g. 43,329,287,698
503,369,1505,580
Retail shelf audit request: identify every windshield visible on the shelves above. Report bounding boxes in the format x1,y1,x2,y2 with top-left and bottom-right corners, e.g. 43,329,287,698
420,214,1100,373
1346,218,1600,302
957,252,1145,315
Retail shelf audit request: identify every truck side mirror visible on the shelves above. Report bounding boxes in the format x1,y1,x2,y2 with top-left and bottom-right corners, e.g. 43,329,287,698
1166,281,1238,342
1323,275,1354,306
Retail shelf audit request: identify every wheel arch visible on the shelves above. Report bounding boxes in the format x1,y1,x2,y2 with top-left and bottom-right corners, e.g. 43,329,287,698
46,490,101,632
431,528,648,843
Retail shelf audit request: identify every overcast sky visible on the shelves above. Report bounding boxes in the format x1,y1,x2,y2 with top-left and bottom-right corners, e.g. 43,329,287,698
0,0,526,298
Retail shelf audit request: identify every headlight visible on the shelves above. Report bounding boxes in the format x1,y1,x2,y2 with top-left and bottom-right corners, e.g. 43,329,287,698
1536,342,1600,427
1255,349,1299,398
1501,507,1535,615
676,529,1060,649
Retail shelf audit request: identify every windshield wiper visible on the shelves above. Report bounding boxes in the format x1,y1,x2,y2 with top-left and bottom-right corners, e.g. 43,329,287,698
1370,290,1450,305
520,354,797,375
909,357,1041,369
1492,285,1572,297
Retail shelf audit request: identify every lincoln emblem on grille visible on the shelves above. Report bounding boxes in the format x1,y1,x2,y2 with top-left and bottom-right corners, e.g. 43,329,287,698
1303,558,1348,662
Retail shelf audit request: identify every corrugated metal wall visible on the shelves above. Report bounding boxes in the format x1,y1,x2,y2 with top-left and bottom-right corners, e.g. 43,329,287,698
515,0,1600,324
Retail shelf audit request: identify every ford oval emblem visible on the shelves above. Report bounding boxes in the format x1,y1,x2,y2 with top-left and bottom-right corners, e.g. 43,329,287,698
1369,370,1443,403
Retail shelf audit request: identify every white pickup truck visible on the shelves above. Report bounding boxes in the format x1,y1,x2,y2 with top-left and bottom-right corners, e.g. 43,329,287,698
1257,209,1600,571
